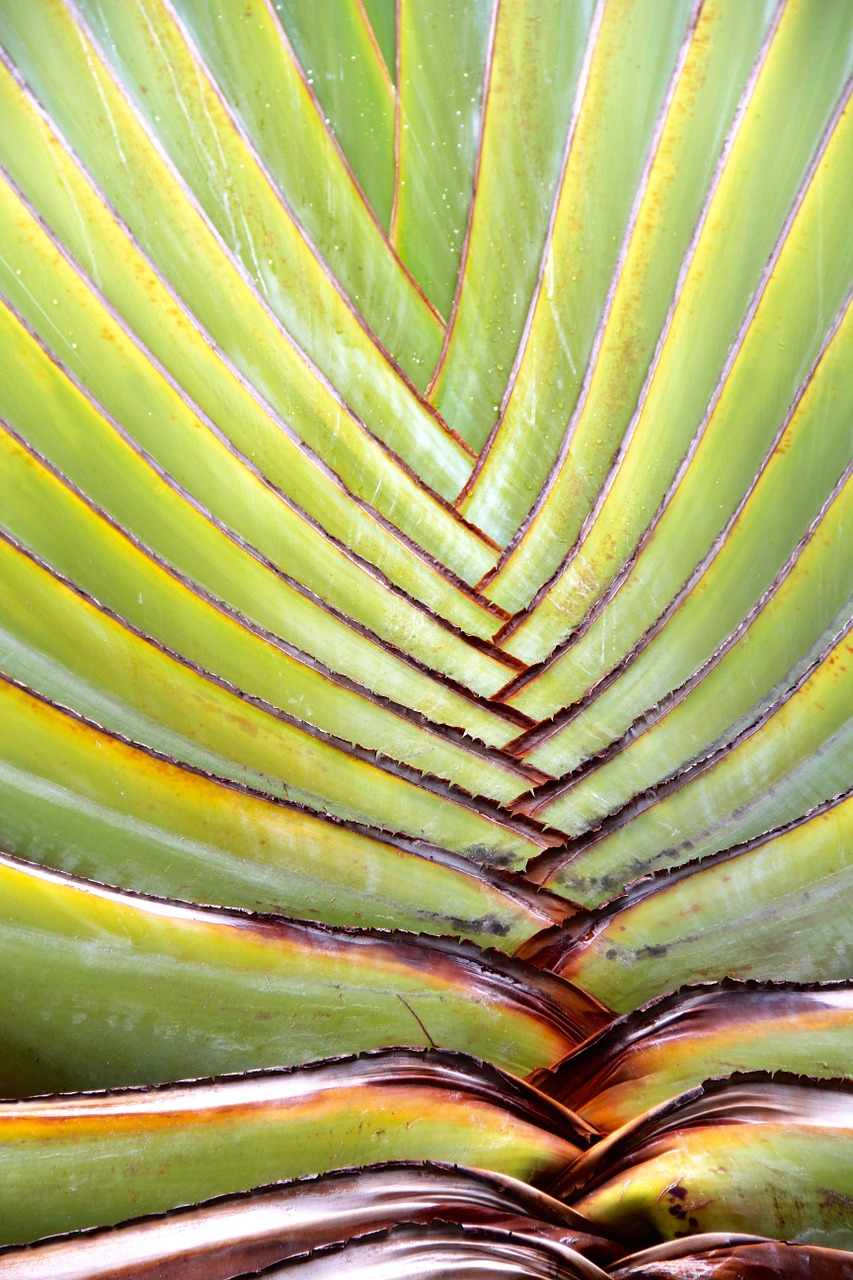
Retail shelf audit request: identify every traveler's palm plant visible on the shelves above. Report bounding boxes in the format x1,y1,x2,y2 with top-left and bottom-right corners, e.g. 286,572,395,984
1,0,852,1273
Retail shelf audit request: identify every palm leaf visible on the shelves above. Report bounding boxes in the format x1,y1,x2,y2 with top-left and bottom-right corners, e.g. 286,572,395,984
1,0,852,1266
0,1166,619,1278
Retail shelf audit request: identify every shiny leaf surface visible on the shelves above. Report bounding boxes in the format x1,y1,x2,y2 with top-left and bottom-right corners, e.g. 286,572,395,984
0,1051,587,1246
0,853,607,1095
2,0,853,1264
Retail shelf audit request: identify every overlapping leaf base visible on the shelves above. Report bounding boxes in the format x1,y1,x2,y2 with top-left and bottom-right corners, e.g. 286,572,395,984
0,0,851,1271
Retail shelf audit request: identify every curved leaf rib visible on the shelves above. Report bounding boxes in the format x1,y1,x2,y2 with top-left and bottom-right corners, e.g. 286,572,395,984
0,1164,617,1280
70,0,469,473
0,47,506,639
0,851,609,1096
0,538,552,862
427,0,599,453
519,463,853,840
0,1047,588,1245
0,2,488,538
537,785,853,1010
392,0,495,320
557,1076,853,1249
461,0,706,550
488,2,853,632
0,299,519,712
535,981,853,1132
508,284,853,743
0,671,567,948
